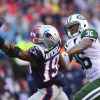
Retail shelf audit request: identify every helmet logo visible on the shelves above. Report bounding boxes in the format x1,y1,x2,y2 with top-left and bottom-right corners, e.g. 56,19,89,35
44,29,52,38
45,32,52,38
43,29,55,46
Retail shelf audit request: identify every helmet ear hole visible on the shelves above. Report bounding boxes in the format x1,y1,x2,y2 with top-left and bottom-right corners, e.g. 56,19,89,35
84,24,86,27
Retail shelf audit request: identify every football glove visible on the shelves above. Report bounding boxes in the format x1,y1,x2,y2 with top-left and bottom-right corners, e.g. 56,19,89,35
61,51,70,65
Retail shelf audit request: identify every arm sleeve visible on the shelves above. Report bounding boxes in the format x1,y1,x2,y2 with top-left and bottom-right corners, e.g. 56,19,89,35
1,43,22,57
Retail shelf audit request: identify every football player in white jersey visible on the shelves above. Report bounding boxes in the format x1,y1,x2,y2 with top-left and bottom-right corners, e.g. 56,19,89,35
64,14,100,100
0,24,69,100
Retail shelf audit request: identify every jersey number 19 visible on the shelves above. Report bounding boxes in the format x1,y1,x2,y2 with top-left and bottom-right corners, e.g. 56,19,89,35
44,55,59,82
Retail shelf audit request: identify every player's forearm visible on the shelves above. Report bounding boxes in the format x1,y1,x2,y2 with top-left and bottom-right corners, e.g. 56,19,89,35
1,43,31,61
1,43,21,57
67,38,92,56
67,46,82,56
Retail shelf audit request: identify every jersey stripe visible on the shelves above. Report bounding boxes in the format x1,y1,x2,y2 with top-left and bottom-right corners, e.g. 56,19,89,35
82,87,100,100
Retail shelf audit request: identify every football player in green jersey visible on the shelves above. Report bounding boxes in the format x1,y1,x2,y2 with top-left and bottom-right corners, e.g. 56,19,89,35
64,14,100,100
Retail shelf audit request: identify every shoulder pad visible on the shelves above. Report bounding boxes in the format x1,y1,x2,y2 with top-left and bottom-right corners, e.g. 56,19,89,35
81,29,98,40
29,46,39,54
29,45,45,59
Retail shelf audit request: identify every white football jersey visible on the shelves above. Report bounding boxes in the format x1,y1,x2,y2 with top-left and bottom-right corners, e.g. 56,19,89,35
65,29,100,82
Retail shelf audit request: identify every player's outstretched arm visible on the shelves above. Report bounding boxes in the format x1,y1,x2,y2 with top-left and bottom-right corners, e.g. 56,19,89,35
0,36,33,61
67,38,93,56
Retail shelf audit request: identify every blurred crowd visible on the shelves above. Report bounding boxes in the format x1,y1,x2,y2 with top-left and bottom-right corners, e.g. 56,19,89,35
0,0,100,100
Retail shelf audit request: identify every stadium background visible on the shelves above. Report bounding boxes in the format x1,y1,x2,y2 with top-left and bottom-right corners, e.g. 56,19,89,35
0,0,99,100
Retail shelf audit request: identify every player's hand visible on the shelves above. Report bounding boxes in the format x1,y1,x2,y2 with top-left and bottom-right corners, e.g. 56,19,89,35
0,36,4,47
61,51,70,64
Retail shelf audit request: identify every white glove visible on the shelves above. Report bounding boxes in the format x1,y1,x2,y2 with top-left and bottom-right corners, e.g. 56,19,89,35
61,51,70,65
